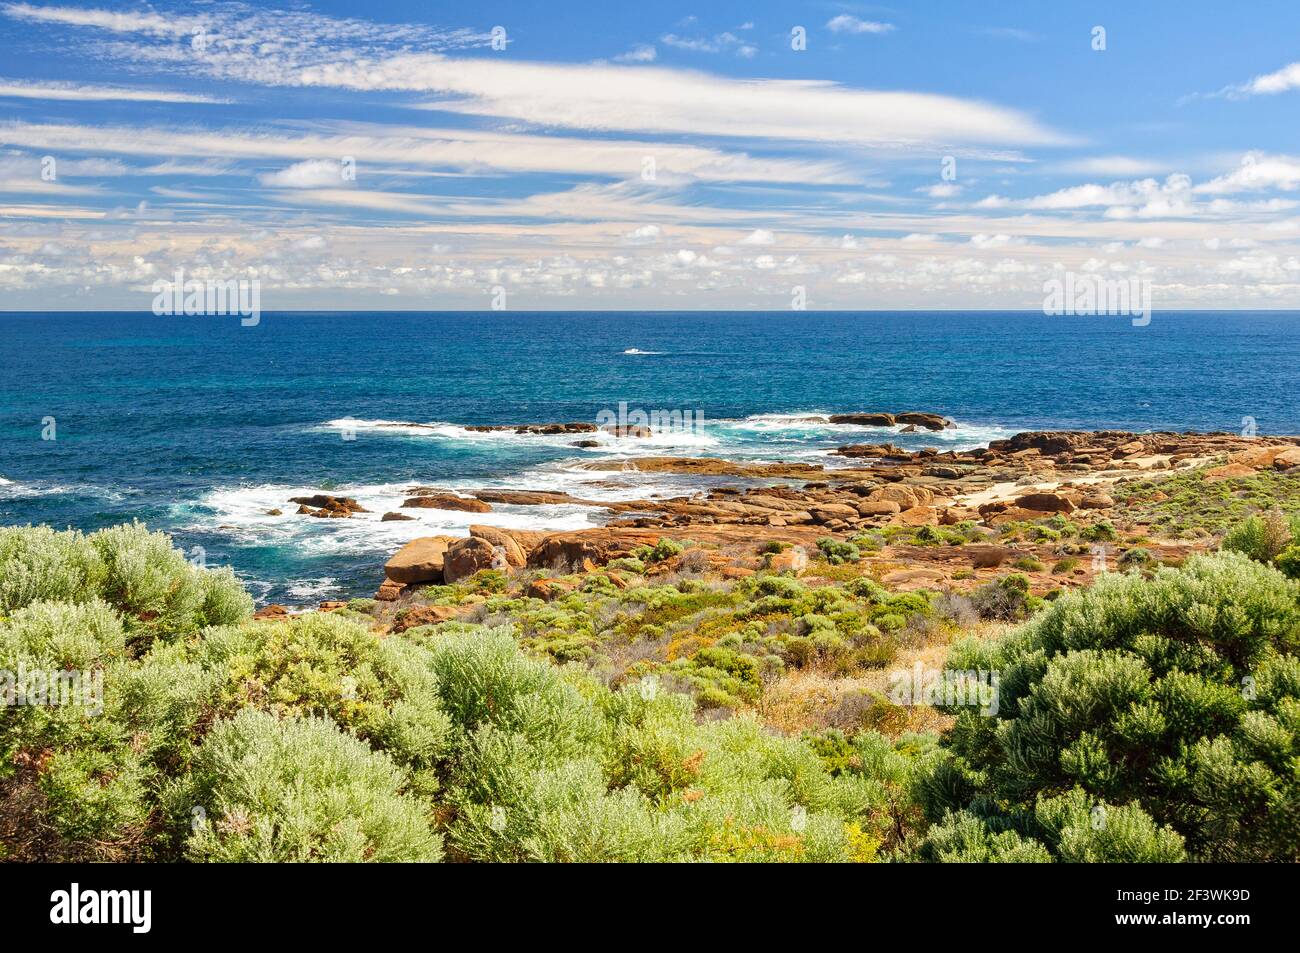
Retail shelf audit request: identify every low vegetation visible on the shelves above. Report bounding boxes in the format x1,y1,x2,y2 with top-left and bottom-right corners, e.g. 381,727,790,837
1,519,1295,862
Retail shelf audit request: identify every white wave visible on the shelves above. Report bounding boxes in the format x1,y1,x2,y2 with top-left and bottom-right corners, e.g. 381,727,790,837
286,577,344,600
622,348,663,355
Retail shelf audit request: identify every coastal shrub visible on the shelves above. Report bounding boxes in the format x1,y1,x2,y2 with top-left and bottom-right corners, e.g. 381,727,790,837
1277,546,1300,580
816,537,860,565
0,526,106,613
932,552,1300,862
633,539,686,564
1052,557,1079,575
968,574,1033,621
1079,520,1117,542
1222,511,1293,564
175,709,442,862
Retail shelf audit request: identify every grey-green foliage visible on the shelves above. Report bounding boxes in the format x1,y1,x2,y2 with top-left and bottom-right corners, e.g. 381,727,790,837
174,709,443,862
929,552,1300,862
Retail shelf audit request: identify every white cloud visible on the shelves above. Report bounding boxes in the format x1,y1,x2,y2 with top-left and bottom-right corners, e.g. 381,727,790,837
612,45,656,63
621,223,661,245
826,16,895,35
1059,156,1167,176
919,183,961,198
1235,61,1300,96
660,32,756,57
259,159,352,188
738,229,776,245
1195,153,1300,194
0,79,227,103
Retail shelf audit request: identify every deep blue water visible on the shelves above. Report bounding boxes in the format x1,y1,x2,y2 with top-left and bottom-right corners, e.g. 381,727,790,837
1,311,1297,603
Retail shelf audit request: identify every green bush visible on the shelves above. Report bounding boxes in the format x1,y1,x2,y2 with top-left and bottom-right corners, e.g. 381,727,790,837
931,552,1300,861
1222,511,1293,563
816,537,861,565
175,709,443,862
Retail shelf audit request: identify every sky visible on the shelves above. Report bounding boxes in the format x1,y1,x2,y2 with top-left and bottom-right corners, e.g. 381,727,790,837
2,0,1300,310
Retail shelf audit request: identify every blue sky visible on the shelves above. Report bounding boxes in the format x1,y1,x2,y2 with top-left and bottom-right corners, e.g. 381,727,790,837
2,0,1300,309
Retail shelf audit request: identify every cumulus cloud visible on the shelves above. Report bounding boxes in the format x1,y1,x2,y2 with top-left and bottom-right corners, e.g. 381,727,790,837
826,16,895,34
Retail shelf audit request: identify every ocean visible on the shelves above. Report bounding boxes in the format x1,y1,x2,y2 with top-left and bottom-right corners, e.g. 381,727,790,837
2,310,1297,604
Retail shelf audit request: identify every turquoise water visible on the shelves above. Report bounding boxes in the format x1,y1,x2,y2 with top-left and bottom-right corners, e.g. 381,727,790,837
1,310,1296,603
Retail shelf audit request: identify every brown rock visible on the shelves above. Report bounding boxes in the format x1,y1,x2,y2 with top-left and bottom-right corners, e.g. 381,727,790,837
401,494,493,513
468,525,528,567
289,494,368,516
253,603,289,620
1204,463,1258,482
881,567,947,589
375,579,406,602
1273,448,1300,470
893,412,951,431
828,413,895,427
893,505,937,526
811,502,859,524
266,508,283,516
967,545,1014,569
391,604,460,634
443,536,508,583
381,512,415,521
857,500,901,516
1014,492,1077,513
384,535,457,584
768,546,809,575
526,578,577,601
1078,493,1114,509
721,566,756,579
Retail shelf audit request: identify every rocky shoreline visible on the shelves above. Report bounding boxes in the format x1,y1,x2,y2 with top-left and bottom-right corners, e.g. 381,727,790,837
254,416,1300,621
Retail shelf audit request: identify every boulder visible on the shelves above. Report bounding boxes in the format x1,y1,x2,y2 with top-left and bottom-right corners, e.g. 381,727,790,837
401,494,493,513
468,525,528,567
1014,491,1077,513
253,603,289,620
1204,463,1257,482
289,494,368,516
384,535,457,584
266,508,283,516
1273,448,1300,470
526,578,577,601
381,512,415,521
768,546,809,575
375,579,406,602
528,529,663,569
881,567,947,589
967,545,1015,569
810,503,859,524
1078,493,1114,509
893,412,951,431
443,536,508,583
892,505,937,527
857,500,902,516
391,604,460,634
828,413,895,427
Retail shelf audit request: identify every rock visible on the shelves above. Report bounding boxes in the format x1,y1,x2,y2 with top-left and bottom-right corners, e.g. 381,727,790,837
894,412,951,431
289,494,368,516
528,529,663,569
318,601,347,612
467,525,528,567
391,604,460,634
828,413,895,427
939,506,978,525
253,603,289,620
573,439,600,448
857,500,901,516
382,512,415,521
892,505,937,527
443,536,508,584
266,508,283,516
1204,463,1258,482
1014,491,1077,513
464,422,597,435
768,546,809,575
881,568,947,590
923,465,961,479
1078,493,1114,509
401,494,492,513
375,579,406,602
869,484,934,509
384,535,457,584
721,566,756,579
526,578,577,601
810,503,859,524
967,545,1014,569
1273,448,1300,470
